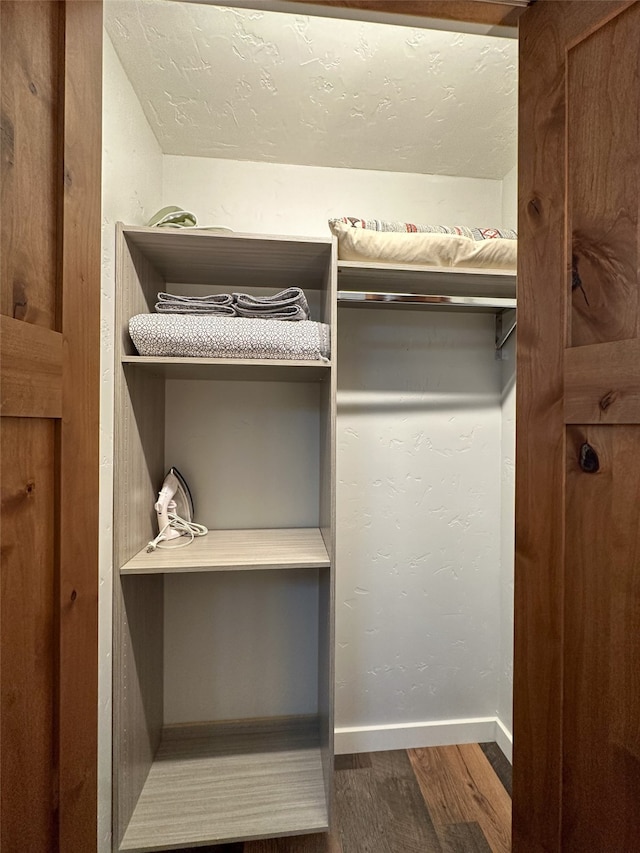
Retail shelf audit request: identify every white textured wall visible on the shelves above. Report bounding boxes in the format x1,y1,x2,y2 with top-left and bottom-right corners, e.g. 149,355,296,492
100,30,163,852
336,310,502,735
501,164,517,234
162,155,504,238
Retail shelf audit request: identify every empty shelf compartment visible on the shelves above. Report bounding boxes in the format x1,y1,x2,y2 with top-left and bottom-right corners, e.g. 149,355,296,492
119,717,328,852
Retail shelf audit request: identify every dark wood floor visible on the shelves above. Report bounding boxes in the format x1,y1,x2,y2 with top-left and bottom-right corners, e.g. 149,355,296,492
170,742,512,853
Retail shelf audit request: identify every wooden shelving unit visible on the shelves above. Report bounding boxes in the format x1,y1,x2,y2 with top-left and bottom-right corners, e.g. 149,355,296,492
113,225,336,852
113,224,517,851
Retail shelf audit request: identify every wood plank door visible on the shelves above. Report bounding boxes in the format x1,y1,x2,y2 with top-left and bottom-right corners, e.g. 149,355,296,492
0,2,102,851
515,1,640,851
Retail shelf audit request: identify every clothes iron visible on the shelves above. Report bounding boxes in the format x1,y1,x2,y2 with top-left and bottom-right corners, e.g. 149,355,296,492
147,467,208,551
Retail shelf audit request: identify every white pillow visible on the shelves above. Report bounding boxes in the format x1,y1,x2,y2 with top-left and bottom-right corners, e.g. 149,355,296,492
331,221,516,270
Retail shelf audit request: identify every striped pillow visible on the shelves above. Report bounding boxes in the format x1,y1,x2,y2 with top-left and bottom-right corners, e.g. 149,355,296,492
329,217,516,241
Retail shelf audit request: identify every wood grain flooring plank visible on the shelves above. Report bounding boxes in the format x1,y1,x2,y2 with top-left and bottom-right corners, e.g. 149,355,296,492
408,744,510,853
245,831,342,853
441,821,492,853
455,748,510,853
370,752,442,853
478,743,512,797
334,754,371,771
368,749,414,780
332,750,442,853
333,764,393,853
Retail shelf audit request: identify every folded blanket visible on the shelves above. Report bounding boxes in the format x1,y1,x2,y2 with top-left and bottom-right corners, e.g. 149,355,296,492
155,292,236,315
129,314,330,361
233,287,310,320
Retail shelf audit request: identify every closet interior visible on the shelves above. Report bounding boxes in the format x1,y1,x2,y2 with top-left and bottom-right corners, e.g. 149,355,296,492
103,2,517,850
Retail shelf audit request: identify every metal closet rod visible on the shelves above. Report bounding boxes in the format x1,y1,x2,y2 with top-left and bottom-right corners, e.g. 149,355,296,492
337,290,517,310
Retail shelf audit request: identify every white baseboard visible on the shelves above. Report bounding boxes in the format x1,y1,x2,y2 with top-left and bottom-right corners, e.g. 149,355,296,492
334,716,498,755
335,716,514,761
494,716,513,764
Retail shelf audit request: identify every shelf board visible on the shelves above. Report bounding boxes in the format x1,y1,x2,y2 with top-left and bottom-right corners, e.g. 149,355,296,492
119,717,328,852
121,224,333,289
120,527,331,575
122,355,331,382
337,260,516,299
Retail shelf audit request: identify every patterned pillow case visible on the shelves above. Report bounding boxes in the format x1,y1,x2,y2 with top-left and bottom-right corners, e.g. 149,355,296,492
328,217,517,241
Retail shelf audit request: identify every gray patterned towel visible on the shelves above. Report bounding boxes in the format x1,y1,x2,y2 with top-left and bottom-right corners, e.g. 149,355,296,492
155,292,236,316
129,314,330,361
233,287,310,321
234,303,307,320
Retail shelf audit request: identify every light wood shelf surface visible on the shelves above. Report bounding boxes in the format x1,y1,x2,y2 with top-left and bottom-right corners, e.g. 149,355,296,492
121,225,333,289
337,260,516,299
121,355,331,382
119,718,328,852
120,527,331,575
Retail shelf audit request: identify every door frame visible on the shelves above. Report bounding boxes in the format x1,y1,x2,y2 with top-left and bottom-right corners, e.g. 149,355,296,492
57,2,102,849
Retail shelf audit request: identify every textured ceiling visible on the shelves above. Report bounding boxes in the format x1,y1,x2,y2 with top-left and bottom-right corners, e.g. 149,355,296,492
105,1,517,179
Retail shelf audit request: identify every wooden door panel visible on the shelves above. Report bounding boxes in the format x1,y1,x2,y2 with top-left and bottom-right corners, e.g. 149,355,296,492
564,425,640,851
569,4,640,349
516,2,638,852
0,418,57,852
0,2,101,850
564,339,640,424
0,315,63,418
0,1,61,327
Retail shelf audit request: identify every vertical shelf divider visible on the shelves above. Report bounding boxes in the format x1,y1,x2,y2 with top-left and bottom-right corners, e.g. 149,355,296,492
318,237,337,815
113,226,166,847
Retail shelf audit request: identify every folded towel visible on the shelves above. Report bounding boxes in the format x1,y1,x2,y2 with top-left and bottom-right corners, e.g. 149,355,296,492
156,302,237,315
155,292,236,316
129,314,331,361
233,287,310,320
234,303,308,321
157,292,235,305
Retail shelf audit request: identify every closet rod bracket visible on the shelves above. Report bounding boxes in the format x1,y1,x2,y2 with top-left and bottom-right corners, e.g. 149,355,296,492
495,308,516,356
